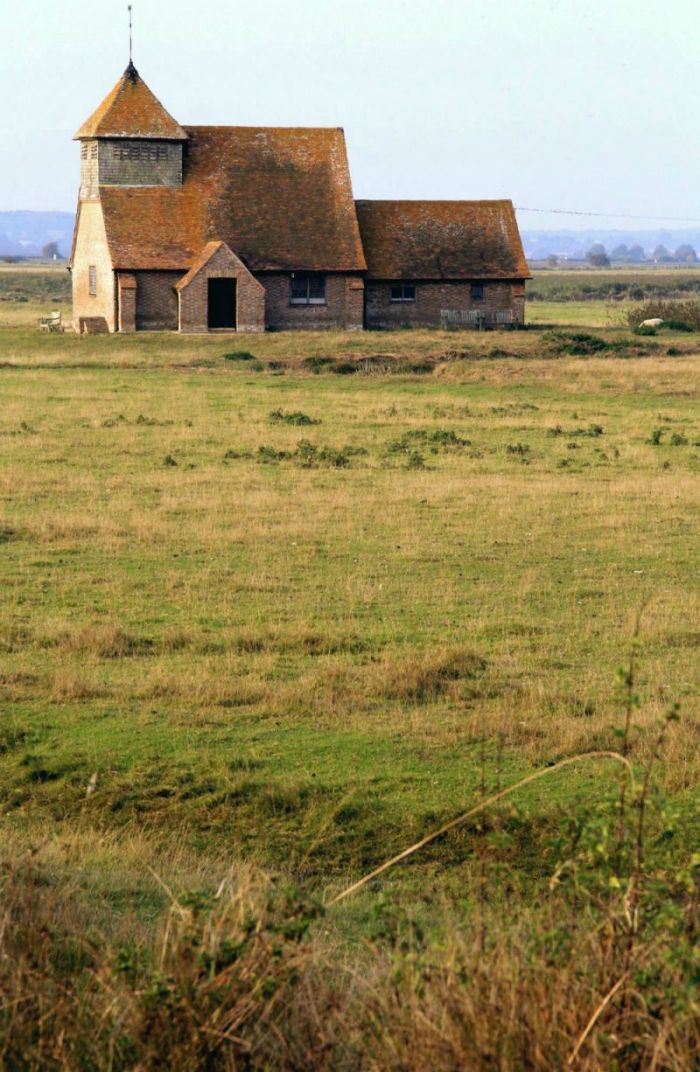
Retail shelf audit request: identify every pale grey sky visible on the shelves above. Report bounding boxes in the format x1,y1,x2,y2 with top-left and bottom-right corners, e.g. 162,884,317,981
1,0,698,228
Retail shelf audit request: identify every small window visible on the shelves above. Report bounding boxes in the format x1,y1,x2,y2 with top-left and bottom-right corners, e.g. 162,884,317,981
290,273,326,305
471,283,484,301
88,266,97,296
89,142,98,159
81,143,88,160
390,284,416,303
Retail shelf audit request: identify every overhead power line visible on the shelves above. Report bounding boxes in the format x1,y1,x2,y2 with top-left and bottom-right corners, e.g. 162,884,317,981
515,206,700,223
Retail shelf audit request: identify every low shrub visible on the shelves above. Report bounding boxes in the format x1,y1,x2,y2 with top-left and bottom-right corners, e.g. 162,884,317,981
223,448,252,460
223,350,257,362
626,300,700,332
257,444,290,464
302,355,337,374
404,450,427,470
386,428,471,455
663,319,694,332
257,441,367,468
545,332,612,356
269,409,321,426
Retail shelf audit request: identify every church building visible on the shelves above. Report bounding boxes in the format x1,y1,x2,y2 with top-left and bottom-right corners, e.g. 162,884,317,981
70,64,530,333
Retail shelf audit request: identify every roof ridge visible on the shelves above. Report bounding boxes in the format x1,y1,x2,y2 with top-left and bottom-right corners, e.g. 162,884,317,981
183,125,345,134
355,198,514,206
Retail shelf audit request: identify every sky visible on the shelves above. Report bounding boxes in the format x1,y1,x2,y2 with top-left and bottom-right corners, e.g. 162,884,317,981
1,0,698,229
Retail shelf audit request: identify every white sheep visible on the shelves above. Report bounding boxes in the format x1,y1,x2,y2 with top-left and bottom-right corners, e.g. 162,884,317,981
639,318,664,328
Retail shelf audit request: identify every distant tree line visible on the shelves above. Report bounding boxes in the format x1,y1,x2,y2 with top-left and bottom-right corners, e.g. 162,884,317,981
582,242,698,267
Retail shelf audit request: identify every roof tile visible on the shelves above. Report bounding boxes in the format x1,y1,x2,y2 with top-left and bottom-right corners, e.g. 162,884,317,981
356,200,530,280
74,63,187,141
100,126,366,272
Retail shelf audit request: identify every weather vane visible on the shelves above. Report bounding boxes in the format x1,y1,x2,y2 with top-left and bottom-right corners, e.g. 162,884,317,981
128,4,133,64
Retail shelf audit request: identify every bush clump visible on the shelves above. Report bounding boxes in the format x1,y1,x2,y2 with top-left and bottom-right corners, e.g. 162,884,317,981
302,356,337,374
223,350,257,362
269,410,321,426
304,355,436,377
223,351,264,371
546,332,621,356
386,428,471,455
626,300,700,332
257,440,367,468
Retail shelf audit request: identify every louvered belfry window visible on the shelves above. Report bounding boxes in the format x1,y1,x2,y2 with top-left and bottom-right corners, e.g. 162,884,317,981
88,266,97,296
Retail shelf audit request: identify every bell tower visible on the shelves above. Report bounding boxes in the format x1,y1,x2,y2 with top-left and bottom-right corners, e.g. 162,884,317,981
74,62,188,198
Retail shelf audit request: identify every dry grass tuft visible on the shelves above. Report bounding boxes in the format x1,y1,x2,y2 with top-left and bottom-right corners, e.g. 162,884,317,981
381,646,488,702
50,623,156,659
0,840,697,1071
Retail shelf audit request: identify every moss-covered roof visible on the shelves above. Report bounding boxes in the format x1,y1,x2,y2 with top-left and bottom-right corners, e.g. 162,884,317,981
356,200,530,280
100,126,366,273
74,63,187,141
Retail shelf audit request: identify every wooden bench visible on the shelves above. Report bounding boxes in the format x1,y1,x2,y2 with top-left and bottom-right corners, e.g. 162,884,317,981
38,311,64,333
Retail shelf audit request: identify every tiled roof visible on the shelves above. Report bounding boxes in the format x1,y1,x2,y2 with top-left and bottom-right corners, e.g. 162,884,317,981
100,126,366,272
174,241,229,290
356,200,530,280
74,63,187,141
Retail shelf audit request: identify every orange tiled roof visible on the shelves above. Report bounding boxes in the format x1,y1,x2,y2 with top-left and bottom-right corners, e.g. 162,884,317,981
355,200,530,280
99,126,366,273
74,63,187,141
174,241,229,289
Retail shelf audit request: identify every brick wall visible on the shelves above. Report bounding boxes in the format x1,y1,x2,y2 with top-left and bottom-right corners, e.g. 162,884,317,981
71,201,116,332
177,244,265,333
98,139,183,187
364,281,526,329
135,272,180,330
261,273,364,330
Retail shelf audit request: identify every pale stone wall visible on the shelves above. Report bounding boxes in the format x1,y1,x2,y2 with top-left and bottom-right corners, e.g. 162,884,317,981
71,201,116,333
79,141,100,200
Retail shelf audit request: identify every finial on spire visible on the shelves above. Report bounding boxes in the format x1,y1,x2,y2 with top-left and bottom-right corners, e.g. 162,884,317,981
128,4,133,64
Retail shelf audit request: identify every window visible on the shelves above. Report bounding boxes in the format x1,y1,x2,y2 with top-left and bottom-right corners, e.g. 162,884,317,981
112,143,168,162
471,283,484,301
290,273,326,305
81,144,88,160
88,266,97,297
390,284,416,303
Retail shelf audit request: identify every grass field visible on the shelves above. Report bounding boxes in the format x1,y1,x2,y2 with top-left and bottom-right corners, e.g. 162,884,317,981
1,270,699,1068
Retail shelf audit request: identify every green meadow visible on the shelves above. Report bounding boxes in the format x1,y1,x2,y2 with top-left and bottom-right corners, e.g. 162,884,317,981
0,271,699,1069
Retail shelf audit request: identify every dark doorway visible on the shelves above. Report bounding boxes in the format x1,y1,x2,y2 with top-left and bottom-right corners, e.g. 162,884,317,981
208,278,237,330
